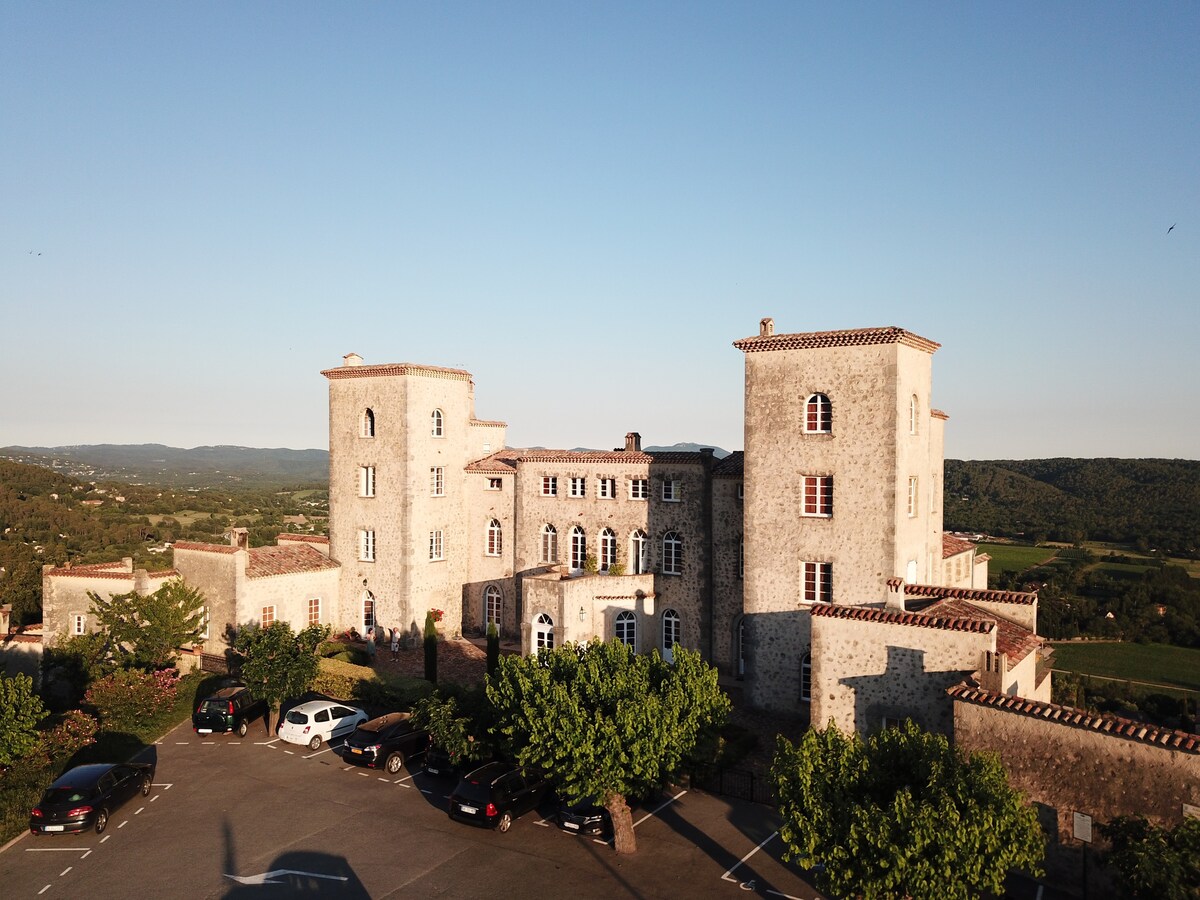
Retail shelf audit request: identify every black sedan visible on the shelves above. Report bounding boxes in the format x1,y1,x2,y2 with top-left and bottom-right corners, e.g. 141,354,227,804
30,762,155,835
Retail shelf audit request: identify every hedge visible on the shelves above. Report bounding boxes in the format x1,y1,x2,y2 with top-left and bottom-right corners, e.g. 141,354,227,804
311,658,435,711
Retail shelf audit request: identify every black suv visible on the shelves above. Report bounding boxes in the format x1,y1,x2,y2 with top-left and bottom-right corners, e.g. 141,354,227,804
448,762,550,832
340,713,430,773
193,686,268,737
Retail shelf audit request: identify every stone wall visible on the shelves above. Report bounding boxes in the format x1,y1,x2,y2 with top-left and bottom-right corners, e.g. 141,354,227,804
711,470,745,676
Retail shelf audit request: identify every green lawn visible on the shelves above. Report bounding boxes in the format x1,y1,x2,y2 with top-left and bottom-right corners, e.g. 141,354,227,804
1048,642,1200,694
977,543,1058,575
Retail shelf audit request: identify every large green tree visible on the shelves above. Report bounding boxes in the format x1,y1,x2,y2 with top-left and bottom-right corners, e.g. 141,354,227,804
88,578,206,668
0,673,46,765
1099,815,1200,900
234,621,327,712
488,640,730,854
772,720,1044,900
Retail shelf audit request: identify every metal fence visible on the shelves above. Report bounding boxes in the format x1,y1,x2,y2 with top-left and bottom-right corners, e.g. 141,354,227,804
200,653,230,675
689,764,776,807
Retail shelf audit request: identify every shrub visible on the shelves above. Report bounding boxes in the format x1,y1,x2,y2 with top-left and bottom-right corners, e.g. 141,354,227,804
84,668,180,732
311,657,365,700
311,657,435,709
40,710,99,762
0,673,46,766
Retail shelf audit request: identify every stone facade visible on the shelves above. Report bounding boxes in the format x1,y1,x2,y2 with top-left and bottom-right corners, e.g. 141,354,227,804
951,685,1200,839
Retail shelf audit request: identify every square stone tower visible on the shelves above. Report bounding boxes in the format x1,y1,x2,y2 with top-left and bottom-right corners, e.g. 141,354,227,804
733,320,945,712
322,356,505,643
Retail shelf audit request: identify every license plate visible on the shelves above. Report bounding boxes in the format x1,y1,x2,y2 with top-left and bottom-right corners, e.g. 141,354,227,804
426,767,440,774
563,822,579,830
44,825,65,832
350,748,362,754
458,805,477,815
197,729,212,734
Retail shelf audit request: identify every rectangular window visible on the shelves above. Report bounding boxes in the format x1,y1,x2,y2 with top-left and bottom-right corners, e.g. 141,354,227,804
802,475,833,517
542,476,558,497
359,465,376,498
359,529,375,562
431,466,445,497
597,478,615,499
487,478,502,491
662,479,680,502
802,562,832,604
261,605,276,627
308,598,321,626
429,530,444,561
569,477,586,498
199,607,209,639
630,479,648,500
73,614,86,636
908,476,918,517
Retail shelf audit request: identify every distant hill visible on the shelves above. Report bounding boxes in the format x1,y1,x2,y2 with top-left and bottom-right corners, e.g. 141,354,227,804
944,458,1200,555
0,444,328,489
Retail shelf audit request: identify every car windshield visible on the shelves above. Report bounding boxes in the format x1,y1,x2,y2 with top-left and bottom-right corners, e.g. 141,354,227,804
285,710,309,725
43,787,90,804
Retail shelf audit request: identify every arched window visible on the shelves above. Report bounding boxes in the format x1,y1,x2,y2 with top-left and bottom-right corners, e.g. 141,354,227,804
599,528,617,572
534,613,555,651
631,530,648,574
662,531,682,575
361,408,375,438
541,524,558,563
486,519,502,556
615,611,636,649
362,591,375,632
909,394,919,435
484,585,502,636
805,393,831,433
662,609,680,663
570,526,586,573
800,652,812,702
431,408,444,437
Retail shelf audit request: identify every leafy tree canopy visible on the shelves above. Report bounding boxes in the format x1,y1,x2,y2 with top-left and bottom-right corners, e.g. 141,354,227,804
411,689,496,768
234,621,327,708
1099,815,1200,900
488,640,730,854
88,578,206,669
772,720,1044,900
0,673,46,765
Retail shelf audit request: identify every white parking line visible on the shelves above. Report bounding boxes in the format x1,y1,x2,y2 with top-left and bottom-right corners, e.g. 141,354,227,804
59,867,72,876
229,742,240,746
38,885,50,895
26,848,89,853
202,741,215,745
150,795,159,802
396,782,412,789
152,783,173,790
134,807,144,815
255,739,280,746
377,777,390,783
357,772,370,777
765,891,804,899
99,836,110,844
393,772,416,784
118,821,127,829
175,742,189,745
304,745,335,759
284,750,295,755
633,790,687,828
720,830,778,885
80,851,92,860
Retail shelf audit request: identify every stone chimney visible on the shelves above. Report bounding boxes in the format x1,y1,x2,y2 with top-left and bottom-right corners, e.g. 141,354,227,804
229,528,250,551
343,353,363,367
624,432,642,452
760,317,774,337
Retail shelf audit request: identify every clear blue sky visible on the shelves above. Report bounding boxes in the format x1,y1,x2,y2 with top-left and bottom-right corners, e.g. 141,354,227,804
4,2,1196,460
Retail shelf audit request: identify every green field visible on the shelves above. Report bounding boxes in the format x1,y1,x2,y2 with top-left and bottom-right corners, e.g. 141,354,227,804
977,543,1057,575
1049,642,1200,694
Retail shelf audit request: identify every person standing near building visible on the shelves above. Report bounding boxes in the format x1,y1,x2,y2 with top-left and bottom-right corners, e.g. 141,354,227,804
390,627,400,661
365,627,377,665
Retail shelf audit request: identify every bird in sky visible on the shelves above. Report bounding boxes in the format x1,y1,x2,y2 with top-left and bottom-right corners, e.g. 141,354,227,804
1167,223,1176,234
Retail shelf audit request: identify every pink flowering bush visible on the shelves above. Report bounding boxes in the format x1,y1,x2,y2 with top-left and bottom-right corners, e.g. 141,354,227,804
40,710,99,761
84,668,180,732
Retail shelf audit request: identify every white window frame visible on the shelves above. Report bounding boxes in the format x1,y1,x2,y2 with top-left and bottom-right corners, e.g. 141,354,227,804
662,531,682,575
570,526,586,573
362,594,374,632
661,479,680,502
429,530,444,561
486,518,502,557
487,478,502,491
597,477,616,499
908,476,918,517
541,524,558,563
261,605,276,627
360,465,376,498
802,475,832,517
361,408,375,438
802,561,832,604
485,585,502,636
631,530,648,574
569,477,586,498
359,529,376,562
615,610,636,649
431,408,444,437
599,528,617,572
629,479,649,500
534,613,555,651
805,393,832,434
308,597,321,626
431,466,445,497
662,609,681,662
73,614,86,636
542,476,558,497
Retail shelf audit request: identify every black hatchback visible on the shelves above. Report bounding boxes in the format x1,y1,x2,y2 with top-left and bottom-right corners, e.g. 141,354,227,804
193,686,268,737
30,762,155,835
448,762,550,832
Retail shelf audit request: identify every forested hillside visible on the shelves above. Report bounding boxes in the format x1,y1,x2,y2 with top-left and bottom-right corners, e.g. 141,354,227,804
944,458,1200,556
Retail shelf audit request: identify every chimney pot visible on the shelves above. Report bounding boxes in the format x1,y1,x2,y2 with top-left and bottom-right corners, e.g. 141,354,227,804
760,317,774,337
624,432,642,452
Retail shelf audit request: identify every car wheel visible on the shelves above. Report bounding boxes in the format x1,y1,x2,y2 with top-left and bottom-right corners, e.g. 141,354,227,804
94,810,109,834
385,752,405,774
497,811,513,833
237,719,248,737
140,776,152,797
308,735,323,751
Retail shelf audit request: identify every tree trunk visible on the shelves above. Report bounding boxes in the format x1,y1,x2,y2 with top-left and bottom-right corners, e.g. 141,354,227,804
606,793,637,854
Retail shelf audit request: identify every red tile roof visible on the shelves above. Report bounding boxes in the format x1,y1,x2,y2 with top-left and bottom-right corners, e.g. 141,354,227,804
277,534,329,544
810,603,995,634
45,561,130,577
942,534,975,558
892,581,1038,606
948,684,1200,754
922,598,1042,664
321,362,472,382
592,593,657,601
470,418,507,428
931,409,949,420
173,542,239,555
246,544,340,579
733,326,940,355
713,451,744,477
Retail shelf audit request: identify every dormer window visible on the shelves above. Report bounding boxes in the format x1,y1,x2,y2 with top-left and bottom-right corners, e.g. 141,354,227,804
805,393,831,433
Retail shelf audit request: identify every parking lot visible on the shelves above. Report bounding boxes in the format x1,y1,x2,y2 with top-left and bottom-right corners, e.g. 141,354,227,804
0,719,821,899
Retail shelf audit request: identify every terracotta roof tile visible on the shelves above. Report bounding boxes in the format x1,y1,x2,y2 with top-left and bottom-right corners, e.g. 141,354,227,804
899,583,1038,605
465,450,523,473
321,362,472,381
921,598,1042,664
173,542,239,555
810,603,995,634
733,326,940,355
592,593,657,601
931,409,949,420
276,534,329,544
246,544,340,579
947,684,1200,754
45,561,130,577
942,534,975,558
514,449,654,465
470,418,507,428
